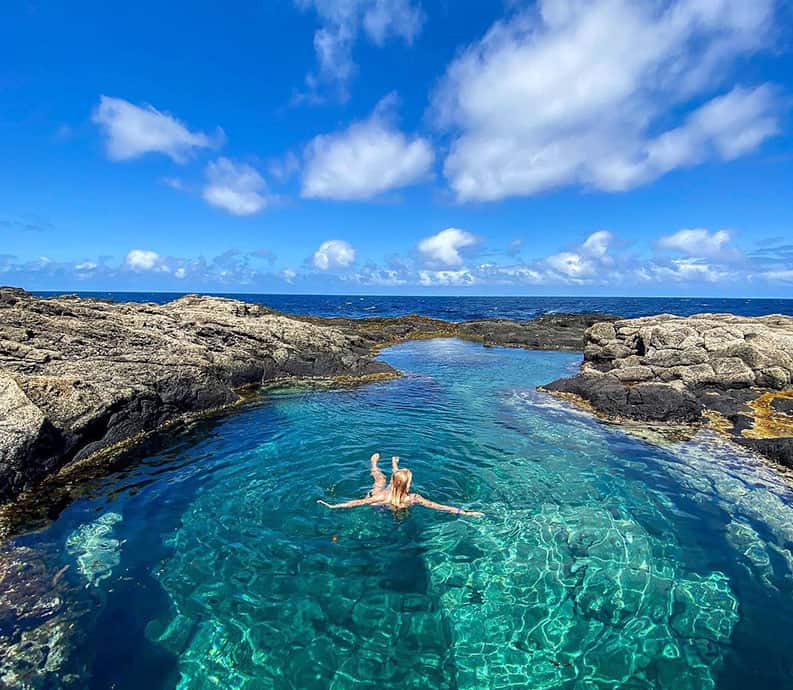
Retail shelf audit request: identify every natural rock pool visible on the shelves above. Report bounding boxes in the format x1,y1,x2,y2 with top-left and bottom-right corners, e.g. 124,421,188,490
3,339,793,689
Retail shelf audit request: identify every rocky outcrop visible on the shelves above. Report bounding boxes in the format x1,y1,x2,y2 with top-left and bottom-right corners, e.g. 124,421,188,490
544,313,793,468
0,288,392,502
306,312,620,351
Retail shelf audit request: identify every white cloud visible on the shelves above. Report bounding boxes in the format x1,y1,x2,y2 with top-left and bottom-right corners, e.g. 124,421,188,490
418,268,476,287
202,158,270,216
92,95,222,163
161,177,186,191
313,239,356,270
657,228,734,259
543,231,615,282
268,151,300,182
761,269,793,283
417,228,478,267
581,230,612,259
296,0,423,97
647,258,733,283
126,249,166,271
281,268,298,283
302,94,434,200
432,0,779,201
174,267,187,279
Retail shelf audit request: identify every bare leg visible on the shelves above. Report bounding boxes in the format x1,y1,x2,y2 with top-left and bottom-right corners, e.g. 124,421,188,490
370,453,386,492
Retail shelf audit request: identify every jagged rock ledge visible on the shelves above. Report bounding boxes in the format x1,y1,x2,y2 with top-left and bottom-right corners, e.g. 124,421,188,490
542,313,793,468
0,288,614,505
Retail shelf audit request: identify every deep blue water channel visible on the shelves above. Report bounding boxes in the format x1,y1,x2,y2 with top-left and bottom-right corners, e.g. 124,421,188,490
4,339,793,689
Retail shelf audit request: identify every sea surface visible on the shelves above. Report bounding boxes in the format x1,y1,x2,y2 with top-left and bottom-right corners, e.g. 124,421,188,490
34,291,793,320
3,339,793,689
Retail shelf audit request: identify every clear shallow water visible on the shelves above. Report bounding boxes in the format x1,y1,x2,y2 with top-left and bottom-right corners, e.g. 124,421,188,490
34,291,793,320
3,340,793,689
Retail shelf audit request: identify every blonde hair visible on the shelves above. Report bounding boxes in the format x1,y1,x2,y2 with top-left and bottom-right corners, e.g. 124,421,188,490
389,468,413,507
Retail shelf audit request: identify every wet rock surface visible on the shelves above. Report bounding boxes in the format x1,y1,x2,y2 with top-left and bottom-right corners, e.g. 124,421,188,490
544,313,793,468
0,288,392,503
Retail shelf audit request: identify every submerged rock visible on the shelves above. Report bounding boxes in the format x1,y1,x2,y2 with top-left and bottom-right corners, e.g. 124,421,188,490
65,511,123,586
544,313,793,468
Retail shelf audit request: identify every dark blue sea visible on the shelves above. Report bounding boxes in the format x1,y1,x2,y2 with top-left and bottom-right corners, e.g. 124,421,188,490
34,291,793,320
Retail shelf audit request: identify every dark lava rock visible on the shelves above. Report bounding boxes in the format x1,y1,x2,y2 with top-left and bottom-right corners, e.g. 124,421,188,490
456,313,620,350
771,397,793,416
735,438,793,470
544,373,704,423
308,312,620,352
692,387,760,421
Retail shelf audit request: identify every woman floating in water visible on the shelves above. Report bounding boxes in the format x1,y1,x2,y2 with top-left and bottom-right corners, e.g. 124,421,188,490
318,453,483,516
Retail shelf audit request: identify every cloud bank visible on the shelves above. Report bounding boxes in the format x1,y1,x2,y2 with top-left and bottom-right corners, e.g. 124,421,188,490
432,0,780,201
5,226,793,293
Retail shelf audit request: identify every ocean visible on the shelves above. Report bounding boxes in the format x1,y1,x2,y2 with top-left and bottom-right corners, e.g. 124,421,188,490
34,291,793,321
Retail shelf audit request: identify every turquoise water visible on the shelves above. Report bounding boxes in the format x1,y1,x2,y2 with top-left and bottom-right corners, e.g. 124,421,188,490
4,339,793,689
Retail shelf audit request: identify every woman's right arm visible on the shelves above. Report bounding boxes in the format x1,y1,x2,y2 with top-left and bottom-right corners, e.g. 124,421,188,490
317,497,376,510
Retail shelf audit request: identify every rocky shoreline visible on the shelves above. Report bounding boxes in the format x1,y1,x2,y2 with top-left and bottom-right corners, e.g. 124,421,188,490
2,288,793,508
543,313,793,468
0,288,615,505
0,288,393,504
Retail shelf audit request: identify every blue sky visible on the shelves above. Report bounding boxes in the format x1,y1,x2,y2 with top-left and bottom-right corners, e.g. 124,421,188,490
1,0,792,296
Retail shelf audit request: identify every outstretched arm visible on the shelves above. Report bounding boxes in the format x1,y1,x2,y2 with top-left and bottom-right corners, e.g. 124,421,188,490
413,494,483,517
391,455,400,473
317,497,376,510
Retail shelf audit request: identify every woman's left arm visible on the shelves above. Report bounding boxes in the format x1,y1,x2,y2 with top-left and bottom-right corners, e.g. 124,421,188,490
413,494,483,517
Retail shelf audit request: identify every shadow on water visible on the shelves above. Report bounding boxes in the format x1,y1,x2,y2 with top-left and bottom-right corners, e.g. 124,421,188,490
1,399,271,539
1,399,278,689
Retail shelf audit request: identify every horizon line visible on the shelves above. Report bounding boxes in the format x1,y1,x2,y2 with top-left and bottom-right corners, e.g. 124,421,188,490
22,287,793,302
